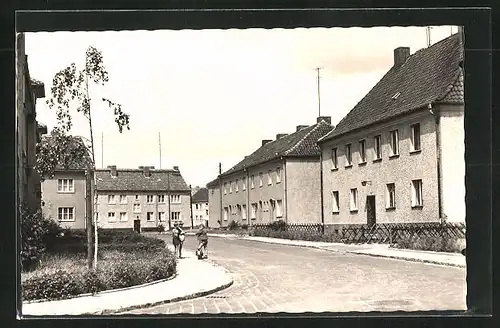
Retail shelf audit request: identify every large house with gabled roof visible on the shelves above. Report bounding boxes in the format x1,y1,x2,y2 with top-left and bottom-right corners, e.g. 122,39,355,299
208,116,334,227
317,31,465,230
94,166,191,231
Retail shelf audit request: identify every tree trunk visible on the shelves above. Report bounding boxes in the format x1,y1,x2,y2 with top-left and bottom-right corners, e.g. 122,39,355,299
85,169,94,269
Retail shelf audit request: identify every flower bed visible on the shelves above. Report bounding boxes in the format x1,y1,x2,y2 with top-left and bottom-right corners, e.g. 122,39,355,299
21,230,177,302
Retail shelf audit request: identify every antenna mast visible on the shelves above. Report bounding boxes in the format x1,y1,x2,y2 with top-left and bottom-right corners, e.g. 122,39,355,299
314,67,323,117
426,26,432,47
159,132,162,169
101,132,103,168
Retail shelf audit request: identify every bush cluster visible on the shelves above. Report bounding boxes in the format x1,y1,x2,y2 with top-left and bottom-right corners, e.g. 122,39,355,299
22,248,177,302
227,220,240,231
393,235,465,253
21,206,63,271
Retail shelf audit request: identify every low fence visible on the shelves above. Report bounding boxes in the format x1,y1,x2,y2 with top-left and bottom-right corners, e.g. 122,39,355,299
251,221,466,244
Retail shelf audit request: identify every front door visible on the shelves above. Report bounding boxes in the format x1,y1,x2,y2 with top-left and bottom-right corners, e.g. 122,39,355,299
134,219,141,233
366,195,376,226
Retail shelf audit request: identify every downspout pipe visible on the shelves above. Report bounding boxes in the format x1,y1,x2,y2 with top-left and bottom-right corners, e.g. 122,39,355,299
429,103,444,221
245,167,250,227
320,150,325,234
282,156,288,224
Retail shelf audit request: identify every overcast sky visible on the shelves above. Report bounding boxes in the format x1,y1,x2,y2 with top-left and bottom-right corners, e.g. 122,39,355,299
26,26,456,187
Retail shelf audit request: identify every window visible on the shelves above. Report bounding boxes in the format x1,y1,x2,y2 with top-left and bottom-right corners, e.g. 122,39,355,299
119,212,128,221
411,180,423,207
229,181,232,193
147,195,154,204
359,140,366,163
242,205,247,220
95,213,99,223
195,204,199,210
276,167,281,183
276,199,283,218
223,207,229,221
235,179,239,192
332,191,339,213
411,123,421,151
171,212,181,222
331,148,338,169
345,144,352,166
206,209,209,215
158,195,165,203
133,204,141,213
243,177,247,190
268,171,272,185
251,176,255,189
389,130,399,156
224,183,227,194
349,188,358,211
108,212,116,222
251,203,257,219
108,195,116,204
374,135,382,160
259,173,263,187
147,212,154,221
58,207,74,221
135,195,139,200
57,179,74,193
386,183,396,209
171,195,181,203
119,195,127,204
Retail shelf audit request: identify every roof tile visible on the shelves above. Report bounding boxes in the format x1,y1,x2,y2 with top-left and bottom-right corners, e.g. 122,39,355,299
95,169,190,192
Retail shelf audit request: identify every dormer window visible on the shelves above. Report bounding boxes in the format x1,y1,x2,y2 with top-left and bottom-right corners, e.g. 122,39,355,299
391,92,401,100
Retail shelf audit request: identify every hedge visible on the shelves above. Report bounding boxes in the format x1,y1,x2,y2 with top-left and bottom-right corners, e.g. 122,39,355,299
22,248,177,302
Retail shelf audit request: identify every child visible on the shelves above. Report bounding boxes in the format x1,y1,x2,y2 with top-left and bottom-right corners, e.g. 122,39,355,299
195,223,208,259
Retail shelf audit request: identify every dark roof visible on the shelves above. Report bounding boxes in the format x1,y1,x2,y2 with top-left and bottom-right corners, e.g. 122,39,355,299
220,119,334,177
95,169,190,192
206,178,219,189
40,135,94,171
319,33,464,143
192,188,209,203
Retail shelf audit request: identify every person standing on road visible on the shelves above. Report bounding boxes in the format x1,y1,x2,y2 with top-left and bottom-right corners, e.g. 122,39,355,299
196,223,209,259
177,222,186,258
172,222,185,259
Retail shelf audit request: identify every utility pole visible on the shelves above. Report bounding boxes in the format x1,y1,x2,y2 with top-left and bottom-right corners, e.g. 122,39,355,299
101,132,103,168
159,132,162,169
85,170,94,269
314,67,323,117
189,185,194,229
218,162,223,228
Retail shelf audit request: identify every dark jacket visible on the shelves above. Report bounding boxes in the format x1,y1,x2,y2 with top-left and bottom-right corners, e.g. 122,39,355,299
196,227,208,241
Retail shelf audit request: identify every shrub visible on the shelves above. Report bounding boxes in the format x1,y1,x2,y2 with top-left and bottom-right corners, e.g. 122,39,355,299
250,229,342,243
269,220,286,232
21,206,63,271
228,220,240,231
157,224,165,233
241,224,249,230
394,235,464,253
22,248,177,301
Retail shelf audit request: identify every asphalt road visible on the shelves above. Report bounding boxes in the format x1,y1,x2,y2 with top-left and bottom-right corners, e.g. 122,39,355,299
122,235,466,314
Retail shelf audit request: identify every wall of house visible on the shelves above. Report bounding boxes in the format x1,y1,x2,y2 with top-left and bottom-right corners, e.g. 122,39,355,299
96,192,191,230
42,171,87,230
220,171,250,226
438,104,465,223
321,110,440,226
285,158,322,224
192,201,209,227
246,160,286,225
208,185,221,228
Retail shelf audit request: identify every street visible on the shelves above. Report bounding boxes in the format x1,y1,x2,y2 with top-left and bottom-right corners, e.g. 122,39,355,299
122,235,466,314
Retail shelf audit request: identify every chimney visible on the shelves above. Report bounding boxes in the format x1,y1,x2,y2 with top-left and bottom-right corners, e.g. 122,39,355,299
108,165,117,177
394,47,410,67
276,133,287,140
173,166,179,171
262,140,272,146
458,26,464,45
316,116,331,124
143,166,151,177
296,125,308,132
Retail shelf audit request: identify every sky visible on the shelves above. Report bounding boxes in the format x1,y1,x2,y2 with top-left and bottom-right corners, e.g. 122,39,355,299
26,26,456,187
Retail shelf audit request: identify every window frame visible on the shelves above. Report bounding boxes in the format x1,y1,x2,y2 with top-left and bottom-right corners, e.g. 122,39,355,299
57,179,75,193
373,135,382,160
349,188,358,212
411,179,423,207
276,167,281,183
410,123,422,152
147,195,154,204
58,207,75,222
108,194,116,204
386,183,396,209
345,144,352,167
331,147,338,169
389,129,400,157
146,212,155,221
359,139,367,164
119,212,128,222
108,211,116,222
332,191,340,213
133,203,141,213
119,195,127,204
276,199,283,218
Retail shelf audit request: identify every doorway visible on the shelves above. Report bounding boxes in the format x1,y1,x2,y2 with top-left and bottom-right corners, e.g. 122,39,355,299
366,195,376,226
134,219,141,233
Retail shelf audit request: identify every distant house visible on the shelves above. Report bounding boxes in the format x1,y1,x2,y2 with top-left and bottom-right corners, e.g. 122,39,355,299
16,32,47,212
191,187,209,227
317,32,465,230
40,136,94,229
208,116,334,227
94,166,191,231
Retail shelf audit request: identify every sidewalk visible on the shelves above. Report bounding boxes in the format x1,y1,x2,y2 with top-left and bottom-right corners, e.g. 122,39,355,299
203,233,466,268
22,248,233,316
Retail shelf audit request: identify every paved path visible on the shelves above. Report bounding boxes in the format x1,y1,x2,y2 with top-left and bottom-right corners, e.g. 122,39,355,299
22,248,232,316
122,235,466,314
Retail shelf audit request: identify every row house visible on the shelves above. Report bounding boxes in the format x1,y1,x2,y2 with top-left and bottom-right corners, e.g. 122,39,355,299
318,32,465,230
41,136,94,230
16,32,47,212
95,166,191,231
208,117,334,227
191,187,209,227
